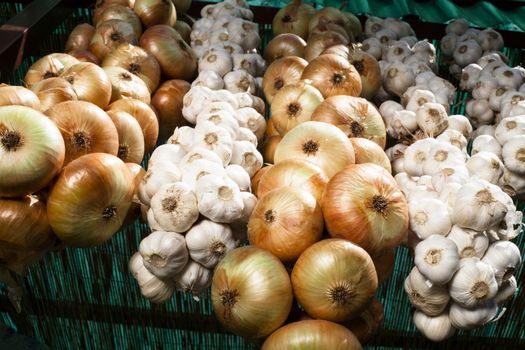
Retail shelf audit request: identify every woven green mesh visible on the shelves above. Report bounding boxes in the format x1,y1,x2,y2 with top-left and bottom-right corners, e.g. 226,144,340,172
1,3,525,349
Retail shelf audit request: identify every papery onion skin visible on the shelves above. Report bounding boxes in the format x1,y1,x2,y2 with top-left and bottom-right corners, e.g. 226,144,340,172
60,62,112,109
140,25,197,81
305,31,349,62
65,23,96,52
257,159,328,202
312,95,386,149
36,86,78,113
247,188,324,263
0,85,41,110
262,320,363,350
151,79,191,142
291,238,378,322
94,0,135,25
45,101,119,165
47,153,134,247
262,135,282,164
107,110,145,164
0,105,65,197
24,53,79,88
350,137,391,173
89,19,138,61
251,166,272,195
342,299,384,345
211,246,293,339
95,5,142,38
263,56,308,104
0,196,56,268
321,163,409,256
65,49,101,65
174,20,192,44
103,66,151,104
107,98,159,154
272,1,316,39
263,34,307,63
133,0,176,28
301,54,362,98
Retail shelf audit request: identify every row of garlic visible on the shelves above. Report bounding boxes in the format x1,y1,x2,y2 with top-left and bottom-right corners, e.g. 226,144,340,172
129,0,266,304
392,136,522,341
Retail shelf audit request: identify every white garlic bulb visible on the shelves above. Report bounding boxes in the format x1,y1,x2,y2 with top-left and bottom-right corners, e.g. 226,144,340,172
423,142,466,176
234,107,266,141
446,114,473,138
408,198,452,239
431,166,470,193
502,135,525,175
230,140,263,177
147,207,163,232
192,70,224,90
446,225,489,258
148,144,186,169
195,174,244,223
466,151,504,184
236,127,258,146
174,260,212,301
449,257,498,308
178,147,224,170
198,49,233,77
182,86,214,124
225,164,251,192
196,110,239,139
413,311,455,342
223,69,257,94
185,220,238,269
139,231,188,278
404,267,450,316
438,182,462,216
193,121,234,166
416,102,448,137
449,300,497,330
481,241,522,285
138,163,182,206
181,159,227,191
494,276,517,305
404,138,439,177
167,126,195,152
129,253,175,304
239,191,257,223
414,234,460,285
471,135,501,157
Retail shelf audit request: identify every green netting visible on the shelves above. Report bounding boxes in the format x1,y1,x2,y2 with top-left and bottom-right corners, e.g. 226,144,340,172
0,2,24,25
1,2,525,349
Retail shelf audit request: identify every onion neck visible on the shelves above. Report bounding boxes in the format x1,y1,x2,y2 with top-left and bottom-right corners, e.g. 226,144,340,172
220,289,239,319
329,284,353,306
102,205,117,219
0,130,23,152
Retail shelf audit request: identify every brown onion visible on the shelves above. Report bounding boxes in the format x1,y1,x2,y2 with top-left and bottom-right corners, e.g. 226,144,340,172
65,23,96,52
342,299,384,344
257,159,328,202
344,11,363,38
133,0,176,28
107,110,145,163
262,320,363,350
372,249,395,284
151,79,191,142
265,118,279,137
251,166,272,195
46,101,119,165
262,56,308,104
94,0,135,25
67,49,101,65
174,20,191,44
321,163,409,256
270,81,324,136
0,196,56,268
264,34,307,63
350,137,391,172
89,19,138,61
274,121,355,179
103,66,151,104
262,135,282,164
301,54,362,98
0,85,41,110
30,78,78,112
305,31,349,62
107,99,159,153
24,53,79,88
47,153,134,247
308,6,353,39
323,45,381,100
311,95,386,148
272,0,316,39
309,18,352,42
140,25,197,80
291,238,378,322
96,5,142,38
248,188,323,263
60,62,112,109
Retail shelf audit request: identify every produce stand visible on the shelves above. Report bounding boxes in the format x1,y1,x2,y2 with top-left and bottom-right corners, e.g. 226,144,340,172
0,1,524,349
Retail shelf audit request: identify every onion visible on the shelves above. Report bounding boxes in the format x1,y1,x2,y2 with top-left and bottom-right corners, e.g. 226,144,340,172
323,45,381,100
151,79,191,142
305,32,349,62
257,159,328,202
107,110,145,163
0,85,41,110
291,239,378,321
103,66,150,104
133,0,176,28
107,99,159,153
262,135,281,164
0,196,56,268
47,153,134,247
35,86,78,113
308,7,353,39
321,163,409,256
301,54,362,98
95,5,142,38
89,19,138,61
262,320,363,350
311,95,386,148
262,56,308,104
274,121,355,178
251,166,272,195
270,81,324,136
272,0,316,39
94,0,135,25
263,34,307,63
0,105,65,197
24,53,79,88
67,49,101,65
350,137,391,172
140,25,197,80
46,101,119,165
174,20,192,44
342,299,384,344
309,18,352,42
65,23,96,52
102,43,161,93
211,246,293,338
60,62,112,109
372,249,395,283
248,188,323,263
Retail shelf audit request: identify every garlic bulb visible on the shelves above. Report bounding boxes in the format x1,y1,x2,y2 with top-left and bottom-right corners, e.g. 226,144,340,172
239,191,257,223
449,300,497,330
502,135,525,174
406,89,436,112
223,70,256,94
494,66,522,90
440,33,457,57
453,40,482,66
447,225,489,258
174,260,212,301
193,121,233,166
181,159,227,190
415,102,448,137
466,151,504,184
182,86,214,124
192,70,224,90
408,199,451,239
196,174,244,223
391,110,418,137
178,147,224,170
199,49,233,77
431,166,470,193
471,125,496,139
495,276,517,305
230,140,263,177
471,135,501,157
236,127,258,146
481,241,522,285
498,166,525,197
139,231,188,278
472,76,498,100
404,138,438,177
384,41,412,62
413,311,455,342
449,257,498,308
185,220,238,269
232,53,259,77
148,144,186,168
489,202,523,241
129,253,175,304
414,234,460,285
138,163,182,206
199,101,237,120
494,116,525,146
452,179,508,231
383,61,415,97
436,129,467,152
196,110,239,139
167,126,194,152
149,182,199,233
404,267,450,316
225,164,251,192
489,86,514,112
460,63,482,90
235,107,266,141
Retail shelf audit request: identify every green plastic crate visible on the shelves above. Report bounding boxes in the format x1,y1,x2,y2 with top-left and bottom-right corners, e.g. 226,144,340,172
0,2,24,25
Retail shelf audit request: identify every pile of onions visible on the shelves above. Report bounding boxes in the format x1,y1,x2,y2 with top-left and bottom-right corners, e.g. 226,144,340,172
264,34,307,63
24,53,79,88
29,77,78,112
60,62,112,109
